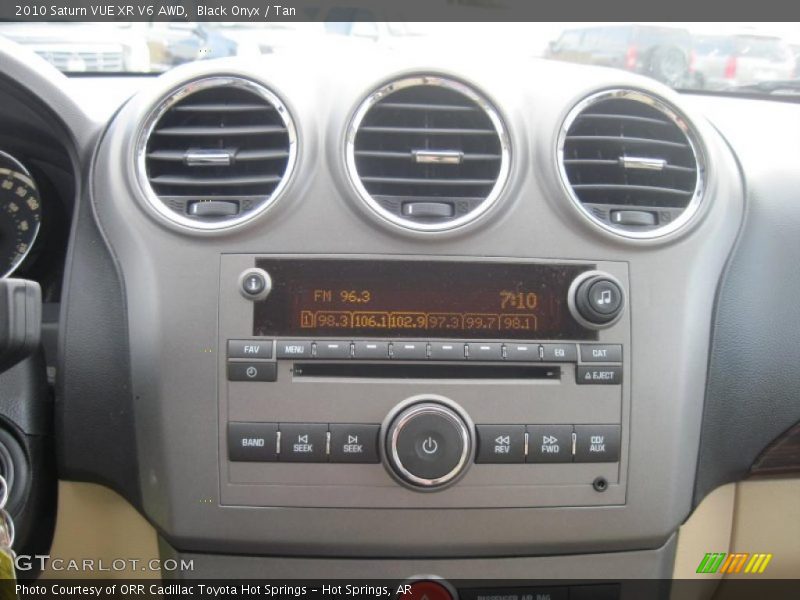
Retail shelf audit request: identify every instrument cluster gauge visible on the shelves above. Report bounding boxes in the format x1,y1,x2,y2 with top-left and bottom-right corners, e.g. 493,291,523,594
0,150,41,278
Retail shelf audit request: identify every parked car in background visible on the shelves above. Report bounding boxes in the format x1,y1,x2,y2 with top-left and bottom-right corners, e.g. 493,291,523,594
691,34,796,89
0,23,150,72
546,24,693,86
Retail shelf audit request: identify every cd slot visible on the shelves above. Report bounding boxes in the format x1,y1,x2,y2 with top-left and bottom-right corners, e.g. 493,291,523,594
292,363,561,380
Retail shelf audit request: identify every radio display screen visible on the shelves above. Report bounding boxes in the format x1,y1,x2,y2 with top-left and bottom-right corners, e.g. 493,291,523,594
253,259,597,340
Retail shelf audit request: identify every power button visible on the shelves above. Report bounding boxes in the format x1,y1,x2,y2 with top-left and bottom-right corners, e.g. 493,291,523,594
385,401,472,490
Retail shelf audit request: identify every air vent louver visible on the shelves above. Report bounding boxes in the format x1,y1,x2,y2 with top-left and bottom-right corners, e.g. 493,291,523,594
138,77,296,230
559,90,704,238
346,77,510,232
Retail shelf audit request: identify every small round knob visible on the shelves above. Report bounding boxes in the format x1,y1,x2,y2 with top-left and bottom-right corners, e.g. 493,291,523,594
385,402,472,491
569,271,625,328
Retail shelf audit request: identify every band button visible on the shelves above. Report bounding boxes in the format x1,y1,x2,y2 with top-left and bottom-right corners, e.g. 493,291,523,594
228,422,278,462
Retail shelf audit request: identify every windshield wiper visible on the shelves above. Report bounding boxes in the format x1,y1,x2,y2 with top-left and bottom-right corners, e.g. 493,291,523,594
732,79,800,95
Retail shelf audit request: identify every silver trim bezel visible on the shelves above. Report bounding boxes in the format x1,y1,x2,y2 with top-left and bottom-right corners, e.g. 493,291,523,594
345,75,511,233
384,399,473,491
0,150,41,278
134,76,298,232
556,88,707,240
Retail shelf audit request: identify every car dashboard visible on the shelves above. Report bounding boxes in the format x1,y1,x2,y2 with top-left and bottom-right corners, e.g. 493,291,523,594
1,34,799,587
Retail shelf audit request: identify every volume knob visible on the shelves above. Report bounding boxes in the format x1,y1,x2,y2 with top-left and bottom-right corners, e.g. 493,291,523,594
384,401,473,491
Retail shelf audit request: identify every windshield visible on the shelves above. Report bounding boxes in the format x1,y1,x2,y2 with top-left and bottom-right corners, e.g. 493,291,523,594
0,21,798,94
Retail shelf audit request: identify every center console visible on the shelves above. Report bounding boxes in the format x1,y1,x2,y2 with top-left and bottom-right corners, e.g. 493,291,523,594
219,256,629,508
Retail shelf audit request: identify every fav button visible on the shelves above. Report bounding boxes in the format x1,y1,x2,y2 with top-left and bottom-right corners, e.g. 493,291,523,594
475,425,525,463
329,424,380,463
227,339,273,359
228,422,278,462
279,423,328,462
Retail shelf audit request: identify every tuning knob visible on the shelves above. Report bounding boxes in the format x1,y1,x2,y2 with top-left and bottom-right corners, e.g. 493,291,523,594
569,271,625,329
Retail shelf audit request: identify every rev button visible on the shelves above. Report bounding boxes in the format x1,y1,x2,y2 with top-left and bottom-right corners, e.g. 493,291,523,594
475,425,525,463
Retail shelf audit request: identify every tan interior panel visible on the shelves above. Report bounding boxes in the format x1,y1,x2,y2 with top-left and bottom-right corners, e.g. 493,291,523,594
40,482,159,580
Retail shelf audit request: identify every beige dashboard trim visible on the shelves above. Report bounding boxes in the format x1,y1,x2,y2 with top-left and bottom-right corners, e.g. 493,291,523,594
40,482,159,580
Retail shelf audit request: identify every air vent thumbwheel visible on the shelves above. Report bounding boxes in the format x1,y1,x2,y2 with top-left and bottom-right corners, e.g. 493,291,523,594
558,89,705,239
568,271,625,329
137,76,297,231
346,76,511,232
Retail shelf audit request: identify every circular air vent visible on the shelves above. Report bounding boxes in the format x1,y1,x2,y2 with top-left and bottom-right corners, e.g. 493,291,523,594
346,76,510,232
136,77,296,231
558,89,705,239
